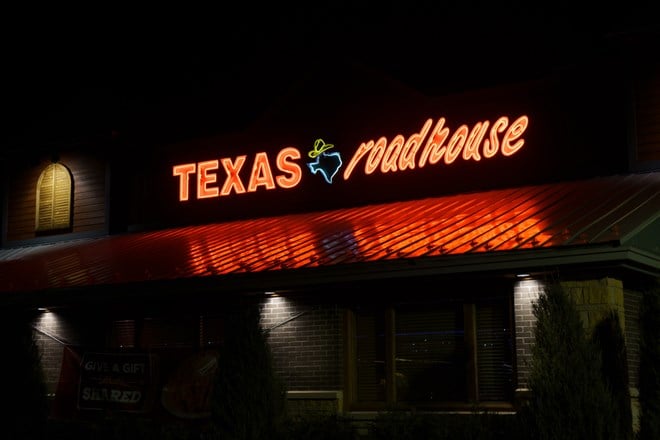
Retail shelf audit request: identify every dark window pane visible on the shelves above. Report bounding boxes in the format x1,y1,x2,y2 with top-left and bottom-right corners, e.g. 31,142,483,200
110,319,136,349
140,317,197,351
355,310,386,402
395,305,466,402
476,300,514,401
200,315,224,348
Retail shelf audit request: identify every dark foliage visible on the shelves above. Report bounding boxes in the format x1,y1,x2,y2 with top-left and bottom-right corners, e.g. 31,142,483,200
521,282,618,440
639,282,660,440
210,302,287,440
368,411,521,440
1,309,48,440
592,310,633,440
369,411,440,440
284,414,358,440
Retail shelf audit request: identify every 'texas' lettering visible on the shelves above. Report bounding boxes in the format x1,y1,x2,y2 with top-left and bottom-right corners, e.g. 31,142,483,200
173,148,302,201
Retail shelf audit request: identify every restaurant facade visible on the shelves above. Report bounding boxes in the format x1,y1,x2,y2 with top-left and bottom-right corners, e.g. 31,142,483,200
1,44,658,432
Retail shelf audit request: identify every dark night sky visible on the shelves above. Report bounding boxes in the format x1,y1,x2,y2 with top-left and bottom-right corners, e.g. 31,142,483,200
2,1,657,154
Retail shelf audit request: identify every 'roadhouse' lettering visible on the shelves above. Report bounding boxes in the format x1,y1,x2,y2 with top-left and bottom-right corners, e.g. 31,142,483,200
343,115,529,179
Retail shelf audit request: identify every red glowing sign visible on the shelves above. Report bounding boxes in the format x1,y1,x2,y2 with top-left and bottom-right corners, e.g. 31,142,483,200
172,115,529,201
343,115,529,179
173,148,302,201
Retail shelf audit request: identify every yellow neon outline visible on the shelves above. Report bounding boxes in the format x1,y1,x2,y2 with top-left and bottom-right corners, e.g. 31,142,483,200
308,139,335,158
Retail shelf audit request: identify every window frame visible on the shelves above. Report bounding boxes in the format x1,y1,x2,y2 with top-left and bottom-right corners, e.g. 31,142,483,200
344,288,516,412
35,162,73,233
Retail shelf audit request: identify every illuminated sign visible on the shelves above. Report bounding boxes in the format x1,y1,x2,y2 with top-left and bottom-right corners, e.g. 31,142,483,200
172,148,302,202
172,115,529,201
343,115,529,179
306,139,343,184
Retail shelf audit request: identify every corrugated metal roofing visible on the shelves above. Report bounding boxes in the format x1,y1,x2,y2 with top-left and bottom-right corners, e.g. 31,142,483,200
1,172,659,293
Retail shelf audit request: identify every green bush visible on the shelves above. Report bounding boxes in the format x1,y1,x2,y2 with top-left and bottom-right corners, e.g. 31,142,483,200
521,282,618,440
210,302,287,440
592,310,633,440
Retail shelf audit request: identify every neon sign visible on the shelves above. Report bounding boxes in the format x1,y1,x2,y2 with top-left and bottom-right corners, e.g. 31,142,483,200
306,139,343,184
172,115,529,201
343,115,529,179
172,148,302,201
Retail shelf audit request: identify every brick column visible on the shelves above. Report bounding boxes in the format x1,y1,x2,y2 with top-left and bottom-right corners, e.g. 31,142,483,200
259,295,343,405
513,279,544,397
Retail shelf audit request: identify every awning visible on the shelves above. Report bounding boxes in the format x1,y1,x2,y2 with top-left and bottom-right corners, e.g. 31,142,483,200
1,172,659,295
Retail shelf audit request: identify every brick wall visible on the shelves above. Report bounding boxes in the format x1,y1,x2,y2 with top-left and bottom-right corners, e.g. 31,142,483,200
32,310,104,395
33,332,64,395
513,279,543,390
260,295,343,391
32,312,73,394
33,300,344,401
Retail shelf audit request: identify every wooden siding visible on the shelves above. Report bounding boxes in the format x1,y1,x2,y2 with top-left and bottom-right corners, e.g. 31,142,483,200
635,63,660,162
6,152,107,242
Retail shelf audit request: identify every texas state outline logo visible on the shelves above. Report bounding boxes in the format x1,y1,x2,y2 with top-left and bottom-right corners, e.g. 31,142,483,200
306,138,343,184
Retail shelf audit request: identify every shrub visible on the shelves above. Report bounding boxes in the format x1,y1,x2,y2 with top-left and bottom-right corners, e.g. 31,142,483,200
521,282,617,440
639,281,660,440
591,310,632,440
210,302,287,440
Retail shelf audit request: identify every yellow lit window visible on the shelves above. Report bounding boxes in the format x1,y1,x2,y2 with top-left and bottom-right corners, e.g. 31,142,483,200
36,163,73,232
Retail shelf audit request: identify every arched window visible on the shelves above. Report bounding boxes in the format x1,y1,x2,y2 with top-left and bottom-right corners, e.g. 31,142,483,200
36,162,73,232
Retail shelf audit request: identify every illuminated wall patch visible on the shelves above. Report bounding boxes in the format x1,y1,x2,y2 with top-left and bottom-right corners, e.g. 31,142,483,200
306,139,343,184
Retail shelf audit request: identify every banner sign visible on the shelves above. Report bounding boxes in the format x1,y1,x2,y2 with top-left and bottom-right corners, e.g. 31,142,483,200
78,352,154,412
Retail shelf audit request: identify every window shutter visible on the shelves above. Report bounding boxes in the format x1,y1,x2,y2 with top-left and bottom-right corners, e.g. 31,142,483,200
200,315,225,348
111,319,137,349
395,305,466,402
355,310,386,402
36,163,72,231
140,317,198,350
476,300,514,401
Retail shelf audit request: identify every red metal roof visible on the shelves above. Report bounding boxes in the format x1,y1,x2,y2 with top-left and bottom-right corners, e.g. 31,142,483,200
1,172,659,293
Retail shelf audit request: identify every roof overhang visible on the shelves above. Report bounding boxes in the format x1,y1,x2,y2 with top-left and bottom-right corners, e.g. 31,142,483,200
1,172,658,305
